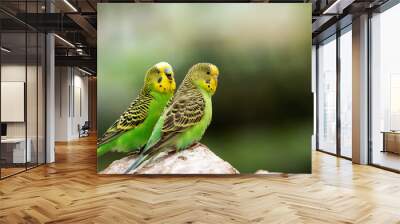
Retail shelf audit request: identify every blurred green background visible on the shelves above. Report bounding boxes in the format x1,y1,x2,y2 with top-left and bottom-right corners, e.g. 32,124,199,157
98,3,312,173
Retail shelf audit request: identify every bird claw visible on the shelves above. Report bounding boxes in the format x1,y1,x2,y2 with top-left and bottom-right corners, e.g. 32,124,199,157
188,142,201,149
127,151,140,156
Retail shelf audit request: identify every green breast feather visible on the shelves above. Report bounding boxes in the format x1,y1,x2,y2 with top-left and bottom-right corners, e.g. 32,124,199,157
174,89,212,150
97,92,172,157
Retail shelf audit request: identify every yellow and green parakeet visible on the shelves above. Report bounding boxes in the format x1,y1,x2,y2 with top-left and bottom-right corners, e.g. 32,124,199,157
97,62,176,159
124,63,219,173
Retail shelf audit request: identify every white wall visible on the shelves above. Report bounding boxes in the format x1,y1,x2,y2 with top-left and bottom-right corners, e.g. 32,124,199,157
55,67,89,141
71,70,89,137
1,65,25,130
1,64,46,164
55,67,69,141
1,65,40,138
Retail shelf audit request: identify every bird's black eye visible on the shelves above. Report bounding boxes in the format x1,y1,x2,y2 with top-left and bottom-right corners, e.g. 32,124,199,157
157,77,162,83
206,71,210,75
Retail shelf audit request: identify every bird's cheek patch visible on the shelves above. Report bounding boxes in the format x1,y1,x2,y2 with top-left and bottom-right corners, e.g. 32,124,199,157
155,75,174,93
171,81,176,91
154,82,164,93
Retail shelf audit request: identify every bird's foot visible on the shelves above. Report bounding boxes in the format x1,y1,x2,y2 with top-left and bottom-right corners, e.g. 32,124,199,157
163,147,177,155
127,150,140,156
128,146,145,155
188,142,201,150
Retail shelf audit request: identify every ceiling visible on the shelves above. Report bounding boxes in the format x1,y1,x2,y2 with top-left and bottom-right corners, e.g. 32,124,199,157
0,0,393,74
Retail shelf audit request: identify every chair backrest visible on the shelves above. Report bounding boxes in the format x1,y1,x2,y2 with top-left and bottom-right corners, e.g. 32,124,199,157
82,121,90,129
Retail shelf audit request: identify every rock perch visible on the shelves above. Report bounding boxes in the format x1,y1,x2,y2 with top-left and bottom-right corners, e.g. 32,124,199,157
100,143,240,174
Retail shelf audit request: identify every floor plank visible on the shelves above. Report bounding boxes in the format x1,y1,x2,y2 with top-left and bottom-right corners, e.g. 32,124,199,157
1,135,399,223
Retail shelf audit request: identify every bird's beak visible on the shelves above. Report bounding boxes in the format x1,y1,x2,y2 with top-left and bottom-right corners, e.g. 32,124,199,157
164,68,173,81
165,72,173,81
210,77,217,93
210,64,219,77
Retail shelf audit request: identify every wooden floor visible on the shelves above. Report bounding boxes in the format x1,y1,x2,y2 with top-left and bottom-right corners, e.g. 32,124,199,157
1,136,400,224
1,167,26,178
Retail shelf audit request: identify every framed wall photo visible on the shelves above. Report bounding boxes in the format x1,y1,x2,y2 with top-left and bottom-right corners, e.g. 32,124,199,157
1,81,25,122
97,3,312,175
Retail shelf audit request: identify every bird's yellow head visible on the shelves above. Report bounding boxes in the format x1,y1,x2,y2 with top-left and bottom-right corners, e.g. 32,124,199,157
188,63,219,95
145,62,176,94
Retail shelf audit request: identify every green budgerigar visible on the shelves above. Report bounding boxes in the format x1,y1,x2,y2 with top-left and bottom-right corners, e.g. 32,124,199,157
97,62,176,158
124,63,219,173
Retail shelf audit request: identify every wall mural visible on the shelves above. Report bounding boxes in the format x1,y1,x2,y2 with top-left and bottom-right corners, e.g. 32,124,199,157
97,3,312,174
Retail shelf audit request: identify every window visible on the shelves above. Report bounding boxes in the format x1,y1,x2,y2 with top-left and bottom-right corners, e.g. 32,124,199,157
0,1,47,179
370,3,400,171
317,35,337,154
339,27,352,158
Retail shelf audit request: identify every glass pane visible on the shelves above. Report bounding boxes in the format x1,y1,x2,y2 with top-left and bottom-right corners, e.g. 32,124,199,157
318,36,337,154
371,4,400,171
1,31,27,177
27,31,38,169
38,33,46,165
340,28,352,158
0,1,46,178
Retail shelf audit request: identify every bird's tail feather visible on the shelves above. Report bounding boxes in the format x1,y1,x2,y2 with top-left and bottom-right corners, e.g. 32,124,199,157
124,154,149,174
125,134,175,174
124,143,168,174
142,133,174,154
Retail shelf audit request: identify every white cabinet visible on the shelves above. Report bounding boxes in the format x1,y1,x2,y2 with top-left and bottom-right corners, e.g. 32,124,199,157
1,138,32,163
